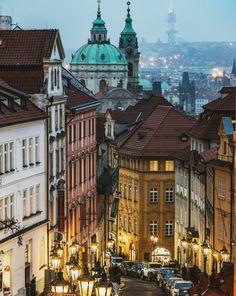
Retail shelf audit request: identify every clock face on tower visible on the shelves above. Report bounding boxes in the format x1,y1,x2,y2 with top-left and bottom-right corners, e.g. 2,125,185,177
127,37,132,43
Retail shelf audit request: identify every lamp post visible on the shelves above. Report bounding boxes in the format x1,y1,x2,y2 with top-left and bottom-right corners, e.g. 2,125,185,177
220,245,230,263
95,274,113,296
202,242,211,273
77,270,95,296
192,239,199,266
150,235,158,262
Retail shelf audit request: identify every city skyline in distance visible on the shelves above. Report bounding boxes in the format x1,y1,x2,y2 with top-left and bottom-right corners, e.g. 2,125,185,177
1,0,236,49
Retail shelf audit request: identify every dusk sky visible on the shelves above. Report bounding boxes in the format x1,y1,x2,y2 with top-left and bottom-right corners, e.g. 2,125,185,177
1,0,236,49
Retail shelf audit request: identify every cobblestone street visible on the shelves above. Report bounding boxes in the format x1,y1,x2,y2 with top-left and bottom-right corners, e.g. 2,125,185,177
121,277,166,296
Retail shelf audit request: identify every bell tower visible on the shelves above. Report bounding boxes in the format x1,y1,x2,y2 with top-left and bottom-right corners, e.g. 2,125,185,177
230,58,236,86
119,1,140,92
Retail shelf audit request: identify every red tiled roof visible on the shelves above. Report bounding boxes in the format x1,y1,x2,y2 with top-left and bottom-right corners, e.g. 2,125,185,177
200,147,217,163
107,95,172,125
0,83,47,127
118,105,196,157
65,88,98,109
0,29,63,66
203,88,235,112
0,68,44,93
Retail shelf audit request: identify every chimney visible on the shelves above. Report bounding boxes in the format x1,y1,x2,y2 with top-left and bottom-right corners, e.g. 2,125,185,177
152,81,162,96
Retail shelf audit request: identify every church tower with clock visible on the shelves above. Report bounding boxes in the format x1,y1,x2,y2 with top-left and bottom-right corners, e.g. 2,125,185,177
119,1,140,92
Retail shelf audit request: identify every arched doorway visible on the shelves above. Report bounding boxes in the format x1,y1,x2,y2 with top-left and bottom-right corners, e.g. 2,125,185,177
152,247,171,263
129,243,136,261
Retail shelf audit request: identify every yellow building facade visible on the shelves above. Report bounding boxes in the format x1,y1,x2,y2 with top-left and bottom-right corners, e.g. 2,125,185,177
117,156,175,262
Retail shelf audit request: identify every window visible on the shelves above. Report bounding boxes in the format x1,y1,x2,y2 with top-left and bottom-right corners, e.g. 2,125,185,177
150,160,158,171
29,187,34,214
134,220,138,235
28,138,33,164
55,107,58,131
59,106,63,129
0,200,3,220
49,152,54,178
165,221,173,236
36,185,40,212
4,144,8,172
165,160,174,171
23,189,27,217
69,125,72,143
35,137,40,163
128,217,132,232
124,184,127,198
128,185,132,200
107,124,111,137
4,197,8,219
40,236,46,267
149,188,158,203
56,150,60,175
9,195,14,218
51,69,54,90
48,109,52,132
218,177,226,198
60,148,64,172
165,188,174,203
149,220,158,235
73,124,77,142
22,139,27,167
57,68,60,89
9,142,14,170
134,186,138,202
119,215,122,229
124,216,127,231
223,141,227,155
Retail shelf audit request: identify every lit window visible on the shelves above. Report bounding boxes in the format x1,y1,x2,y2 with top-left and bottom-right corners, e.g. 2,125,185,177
150,160,158,171
165,221,173,236
165,188,174,203
149,220,158,235
165,160,174,171
149,188,158,203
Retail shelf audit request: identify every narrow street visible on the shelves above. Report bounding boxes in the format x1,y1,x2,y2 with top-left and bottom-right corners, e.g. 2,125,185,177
121,277,166,296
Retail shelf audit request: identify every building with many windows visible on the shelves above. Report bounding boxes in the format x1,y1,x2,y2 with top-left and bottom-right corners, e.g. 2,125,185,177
117,103,195,262
0,81,47,294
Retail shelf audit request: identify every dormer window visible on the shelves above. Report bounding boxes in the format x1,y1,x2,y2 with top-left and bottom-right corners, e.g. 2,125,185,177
81,53,86,61
223,141,227,155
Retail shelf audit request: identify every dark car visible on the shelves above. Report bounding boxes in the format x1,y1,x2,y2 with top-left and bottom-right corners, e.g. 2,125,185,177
120,261,135,276
179,287,190,296
157,267,180,288
129,262,143,278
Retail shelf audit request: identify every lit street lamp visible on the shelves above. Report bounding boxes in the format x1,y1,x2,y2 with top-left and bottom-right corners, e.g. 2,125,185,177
51,254,61,271
220,245,230,263
51,271,69,293
150,234,158,261
201,241,211,273
95,275,113,296
78,271,95,296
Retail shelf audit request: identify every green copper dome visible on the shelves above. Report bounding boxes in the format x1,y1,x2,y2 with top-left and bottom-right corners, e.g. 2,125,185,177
71,43,127,65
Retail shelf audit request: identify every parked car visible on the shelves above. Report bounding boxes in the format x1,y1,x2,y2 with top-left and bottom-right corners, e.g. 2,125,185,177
165,276,183,295
179,287,190,296
157,267,180,288
170,280,193,296
120,261,135,276
129,262,143,278
140,262,162,281
110,256,124,266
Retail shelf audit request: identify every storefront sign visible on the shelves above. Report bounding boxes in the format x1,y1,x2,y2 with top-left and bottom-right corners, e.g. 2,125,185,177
47,293,78,296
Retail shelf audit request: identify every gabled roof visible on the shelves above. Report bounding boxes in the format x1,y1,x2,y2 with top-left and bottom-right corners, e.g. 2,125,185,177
106,95,172,125
118,105,196,157
0,29,64,66
0,80,47,127
203,89,235,112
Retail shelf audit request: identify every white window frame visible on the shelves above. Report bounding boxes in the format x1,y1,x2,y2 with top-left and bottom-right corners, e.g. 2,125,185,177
149,220,158,236
149,188,158,203
36,185,40,212
22,139,27,167
165,188,174,203
165,221,173,236
35,136,40,164
28,138,33,165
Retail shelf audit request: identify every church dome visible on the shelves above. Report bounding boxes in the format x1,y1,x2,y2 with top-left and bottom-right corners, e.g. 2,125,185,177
71,43,127,65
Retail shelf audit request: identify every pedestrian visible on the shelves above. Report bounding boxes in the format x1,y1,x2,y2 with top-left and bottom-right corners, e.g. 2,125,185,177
30,275,36,296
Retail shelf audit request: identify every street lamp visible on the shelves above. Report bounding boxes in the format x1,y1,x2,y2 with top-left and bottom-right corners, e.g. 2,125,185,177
69,241,78,256
51,254,61,270
95,276,113,296
91,242,98,254
150,235,158,262
201,242,211,273
181,237,188,249
107,238,114,250
220,246,230,263
192,239,199,265
51,271,69,293
77,273,95,296
56,245,63,258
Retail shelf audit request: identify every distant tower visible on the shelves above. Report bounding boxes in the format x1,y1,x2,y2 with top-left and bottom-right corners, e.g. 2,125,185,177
119,1,140,93
0,16,12,30
167,0,177,45
230,58,236,86
179,72,196,114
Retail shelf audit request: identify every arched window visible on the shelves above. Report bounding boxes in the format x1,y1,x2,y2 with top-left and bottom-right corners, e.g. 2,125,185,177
54,68,57,87
99,79,107,91
128,63,133,77
99,34,101,41
57,68,60,89
80,79,86,87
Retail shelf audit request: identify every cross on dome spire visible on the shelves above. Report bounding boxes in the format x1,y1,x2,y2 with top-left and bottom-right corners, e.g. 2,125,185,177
97,0,101,17
127,1,131,17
